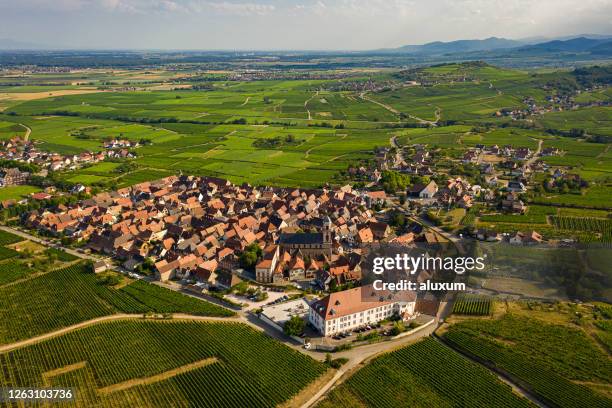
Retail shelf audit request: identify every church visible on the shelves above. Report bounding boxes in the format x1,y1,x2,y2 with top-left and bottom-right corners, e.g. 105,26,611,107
278,216,333,258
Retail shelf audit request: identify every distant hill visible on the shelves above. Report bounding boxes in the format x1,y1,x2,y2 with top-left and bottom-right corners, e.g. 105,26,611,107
380,35,612,57
387,37,523,55
590,41,612,55
517,37,610,53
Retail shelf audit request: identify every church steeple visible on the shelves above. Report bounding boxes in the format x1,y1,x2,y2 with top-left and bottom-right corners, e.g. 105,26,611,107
322,216,332,244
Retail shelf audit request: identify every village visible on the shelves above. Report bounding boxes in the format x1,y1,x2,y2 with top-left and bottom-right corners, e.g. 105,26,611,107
0,136,136,175
1,123,588,346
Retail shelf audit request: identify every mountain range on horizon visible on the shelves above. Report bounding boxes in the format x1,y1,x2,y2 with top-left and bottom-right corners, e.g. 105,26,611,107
378,35,612,55
0,34,611,55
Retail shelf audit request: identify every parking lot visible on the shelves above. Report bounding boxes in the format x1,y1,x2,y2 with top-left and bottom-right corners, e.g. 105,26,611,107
226,287,292,311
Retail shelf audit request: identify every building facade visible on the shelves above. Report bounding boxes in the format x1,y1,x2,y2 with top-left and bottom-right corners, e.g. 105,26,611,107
278,216,333,258
308,285,416,337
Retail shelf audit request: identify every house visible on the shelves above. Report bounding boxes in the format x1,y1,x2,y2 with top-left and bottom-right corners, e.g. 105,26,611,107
419,181,438,199
541,147,560,156
509,230,542,245
369,221,391,240
255,259,275,283
391,232,415,245
356,227,374,244
507,181,526,193
463,151,479,163
365,191,386,206
0,168,29,186
501,193,527,213
308,285,416,337
31,192,52,200
476,228,501,242
216,269,242,289
408,180,438,199
514,148,531,160
92,260,108,274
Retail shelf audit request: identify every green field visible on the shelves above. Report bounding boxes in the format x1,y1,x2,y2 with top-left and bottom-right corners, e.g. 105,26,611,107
318,337,533,408
452,294,493,316
0,320,326,407
0,230,24,245
0,63,608,191
0,263,233,345
0,185,41,201
443,315,612,408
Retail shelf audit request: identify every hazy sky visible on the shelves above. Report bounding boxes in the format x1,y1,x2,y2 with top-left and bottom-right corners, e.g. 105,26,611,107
0,0,611,50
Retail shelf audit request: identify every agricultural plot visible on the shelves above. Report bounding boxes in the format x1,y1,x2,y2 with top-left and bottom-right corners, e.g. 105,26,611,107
0,263,233,345
0,65,609,190
0,114,121,154
537,107,612,137
0,230,24,246
539,136,611,181
550,216,612,242
393,125,470,147
461,128,544,149
443,315,612,408
0,246,76,286
0,121,26,139
372,81,525,123
0,246,19,261
532,185,612,209
0,185,41,200
0,320,326,408
452,294,493,316
479,206,557,225
318,337,533,408
132,124,390,186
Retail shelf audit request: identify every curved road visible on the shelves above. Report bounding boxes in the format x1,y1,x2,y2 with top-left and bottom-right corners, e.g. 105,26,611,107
19,123,32,141
301,319,437,408
0,313,243,353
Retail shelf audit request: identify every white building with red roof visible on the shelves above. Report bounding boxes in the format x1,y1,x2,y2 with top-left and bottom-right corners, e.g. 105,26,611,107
308,285,416,337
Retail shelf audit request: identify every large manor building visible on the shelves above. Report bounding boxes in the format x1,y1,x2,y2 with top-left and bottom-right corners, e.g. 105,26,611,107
308,285,417,337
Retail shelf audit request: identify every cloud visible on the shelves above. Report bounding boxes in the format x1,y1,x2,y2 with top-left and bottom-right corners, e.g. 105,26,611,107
97,0,276,15
198,1,275,15
1,0,611,49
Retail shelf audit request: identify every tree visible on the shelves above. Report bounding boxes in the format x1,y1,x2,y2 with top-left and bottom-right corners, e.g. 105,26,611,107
284,315,305,336
239,251,258,269
389,211,406,228
239,243,262,269
391,321,405,336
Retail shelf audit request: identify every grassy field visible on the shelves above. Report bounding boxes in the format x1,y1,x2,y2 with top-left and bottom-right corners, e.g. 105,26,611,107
0,63,608,194
0,320,326,407
452,294,493,316
443,314,612,408
317,337,533,408
0,231,79,285
0,185,41,201
0,263,233,345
